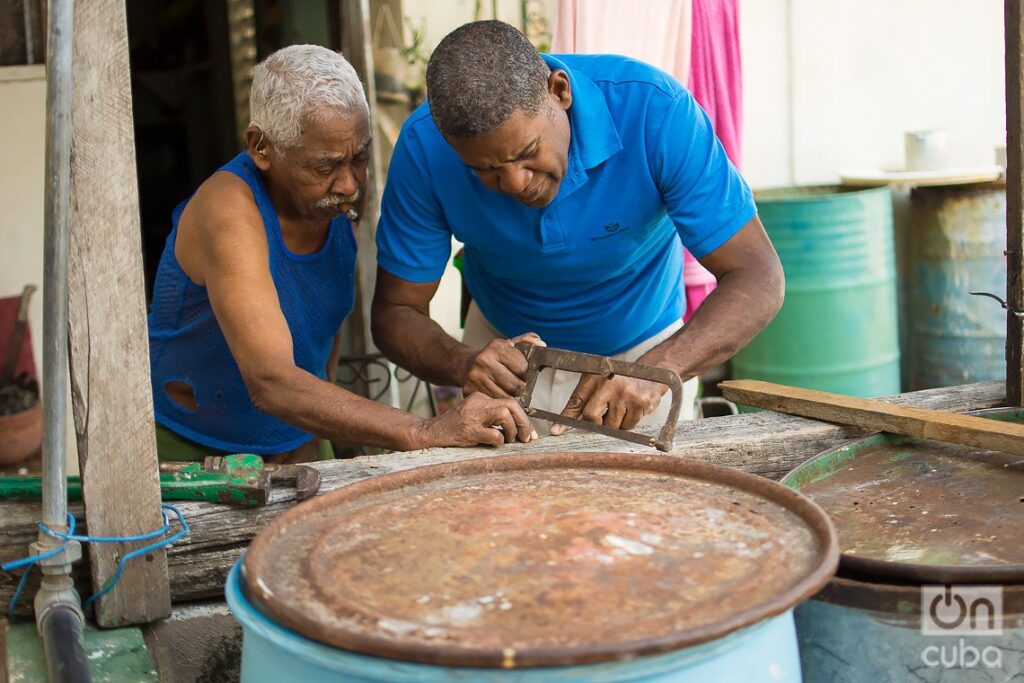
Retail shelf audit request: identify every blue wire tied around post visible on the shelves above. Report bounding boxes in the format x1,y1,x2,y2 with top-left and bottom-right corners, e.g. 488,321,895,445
2,503,189,620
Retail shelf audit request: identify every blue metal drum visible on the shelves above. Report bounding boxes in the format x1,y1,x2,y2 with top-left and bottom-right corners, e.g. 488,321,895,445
228,453,838,682
908,182,1007,389
795,579,1024,683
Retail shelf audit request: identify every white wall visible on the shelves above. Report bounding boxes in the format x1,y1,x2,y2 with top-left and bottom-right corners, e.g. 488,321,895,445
402,0,555,54
741,0,1005,188
0,65,78,473
1,66,46,383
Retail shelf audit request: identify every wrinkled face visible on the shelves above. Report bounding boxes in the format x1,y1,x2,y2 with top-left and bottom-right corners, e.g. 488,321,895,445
251,107,371,222
447,71,572,208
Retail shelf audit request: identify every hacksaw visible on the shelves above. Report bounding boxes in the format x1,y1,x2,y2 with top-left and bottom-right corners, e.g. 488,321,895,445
514,342,683,451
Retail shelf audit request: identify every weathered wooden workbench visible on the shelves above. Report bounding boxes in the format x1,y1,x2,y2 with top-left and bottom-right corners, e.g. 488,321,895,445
0,381,1005,612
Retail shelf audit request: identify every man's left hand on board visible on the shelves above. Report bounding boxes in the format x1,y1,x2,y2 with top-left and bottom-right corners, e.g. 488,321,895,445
550,373,668,435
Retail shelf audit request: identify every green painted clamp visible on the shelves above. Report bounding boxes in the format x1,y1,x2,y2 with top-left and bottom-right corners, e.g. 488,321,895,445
0,454,320,507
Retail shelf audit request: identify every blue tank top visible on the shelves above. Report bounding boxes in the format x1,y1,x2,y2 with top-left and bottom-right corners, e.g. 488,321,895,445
148,152,357,454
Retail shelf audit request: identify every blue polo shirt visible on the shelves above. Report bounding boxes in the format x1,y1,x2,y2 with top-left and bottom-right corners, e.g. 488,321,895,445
376,53,756,355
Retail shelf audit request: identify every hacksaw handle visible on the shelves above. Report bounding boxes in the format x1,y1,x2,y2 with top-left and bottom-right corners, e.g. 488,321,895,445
514,342,683,451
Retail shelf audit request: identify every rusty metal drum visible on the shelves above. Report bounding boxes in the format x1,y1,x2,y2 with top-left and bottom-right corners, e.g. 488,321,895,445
907,182,1007,389
782,407,1024,682
227,452,838,682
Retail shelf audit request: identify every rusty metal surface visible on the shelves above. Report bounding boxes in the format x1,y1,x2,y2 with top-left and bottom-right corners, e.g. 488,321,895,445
784,407,1024,584
908,182,1007,389
515,343,683,451
811,575,1024,617
244,452,838,668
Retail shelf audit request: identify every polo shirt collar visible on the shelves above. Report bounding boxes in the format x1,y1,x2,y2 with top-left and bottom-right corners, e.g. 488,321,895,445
542,54,622,170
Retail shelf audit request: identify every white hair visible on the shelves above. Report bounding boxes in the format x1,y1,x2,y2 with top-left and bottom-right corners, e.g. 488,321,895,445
249,44,368,152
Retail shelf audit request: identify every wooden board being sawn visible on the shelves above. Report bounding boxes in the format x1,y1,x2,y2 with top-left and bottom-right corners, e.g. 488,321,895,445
720,379,1024,454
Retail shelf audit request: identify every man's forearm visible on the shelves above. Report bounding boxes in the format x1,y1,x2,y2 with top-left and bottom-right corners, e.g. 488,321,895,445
639,264,784,381
249,366,428,450
371,303,475,387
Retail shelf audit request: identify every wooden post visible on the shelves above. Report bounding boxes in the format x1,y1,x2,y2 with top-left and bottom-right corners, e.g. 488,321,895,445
1006,0,1024,405
341,0,381,349
226,0,257,143
67,0,171,626
338,0,399,407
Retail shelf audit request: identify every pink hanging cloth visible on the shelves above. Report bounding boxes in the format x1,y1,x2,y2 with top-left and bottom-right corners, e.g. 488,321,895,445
553,0,744,322
683,0,743,321
689,0,743,167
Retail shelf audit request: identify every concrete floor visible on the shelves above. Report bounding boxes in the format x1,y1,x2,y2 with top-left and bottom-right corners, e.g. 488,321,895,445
3,618,158,682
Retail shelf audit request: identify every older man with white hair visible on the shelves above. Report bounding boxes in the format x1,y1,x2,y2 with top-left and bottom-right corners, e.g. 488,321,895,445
148,45,533,463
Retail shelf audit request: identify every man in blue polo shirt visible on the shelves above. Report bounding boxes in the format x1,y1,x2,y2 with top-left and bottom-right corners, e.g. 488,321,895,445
371,20,783,436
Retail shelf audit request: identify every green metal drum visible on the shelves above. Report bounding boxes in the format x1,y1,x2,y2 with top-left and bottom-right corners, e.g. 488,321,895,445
781,407,1024,682
734,186,901,397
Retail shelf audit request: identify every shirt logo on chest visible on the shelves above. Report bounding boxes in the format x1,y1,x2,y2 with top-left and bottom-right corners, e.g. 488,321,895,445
589,222,631,241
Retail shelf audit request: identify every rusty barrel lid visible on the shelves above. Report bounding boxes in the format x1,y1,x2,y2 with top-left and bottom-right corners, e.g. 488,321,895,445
243,452,838,668
782,407,1024,585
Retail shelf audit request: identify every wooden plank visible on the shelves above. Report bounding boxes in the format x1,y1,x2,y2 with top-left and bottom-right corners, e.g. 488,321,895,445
1007,0,1024,405
0,381,1004,611
721,379,1024,454
67,0,170,626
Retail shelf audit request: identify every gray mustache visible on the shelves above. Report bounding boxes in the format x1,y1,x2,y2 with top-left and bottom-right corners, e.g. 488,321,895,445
314,189,361,209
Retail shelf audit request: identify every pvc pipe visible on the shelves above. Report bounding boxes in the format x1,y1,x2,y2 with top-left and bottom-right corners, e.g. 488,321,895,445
40,607,92,683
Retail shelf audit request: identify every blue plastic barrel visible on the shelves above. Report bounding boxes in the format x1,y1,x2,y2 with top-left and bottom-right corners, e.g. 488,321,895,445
227,560,801,682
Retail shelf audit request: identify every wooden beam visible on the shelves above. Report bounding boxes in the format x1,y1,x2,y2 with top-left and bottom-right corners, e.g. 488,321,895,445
0,381,1004,612
340,0,381,351
336,0,399,406
67,0,170,626
225,0,257,144
1006,0,1024,404
720,379,1024,454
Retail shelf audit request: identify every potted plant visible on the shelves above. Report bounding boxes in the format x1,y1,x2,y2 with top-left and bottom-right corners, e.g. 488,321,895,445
0,374,41,465
0,285,42,466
